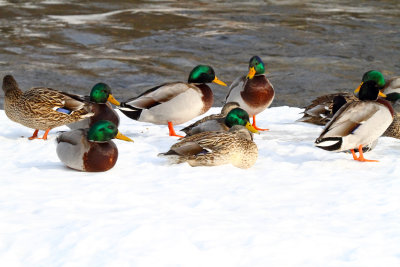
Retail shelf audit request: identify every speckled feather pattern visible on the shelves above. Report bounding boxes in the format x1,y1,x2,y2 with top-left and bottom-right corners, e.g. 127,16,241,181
383,112,400,138
5,86,92,131
163,130,258,169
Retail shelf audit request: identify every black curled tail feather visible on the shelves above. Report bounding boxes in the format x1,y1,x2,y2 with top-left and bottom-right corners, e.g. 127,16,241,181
315,137,343,151
117,102,143,121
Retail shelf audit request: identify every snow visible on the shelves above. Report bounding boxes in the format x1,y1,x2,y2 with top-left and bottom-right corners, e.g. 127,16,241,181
1,106,400,266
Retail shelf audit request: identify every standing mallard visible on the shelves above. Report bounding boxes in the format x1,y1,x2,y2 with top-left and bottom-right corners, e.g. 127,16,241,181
315,80,394,162
68,82,121,130
298,70,399,126
225,56,275,131
182,105,259,136
118,65,226,137
158,125,258,169
2,75,92,140
56,120,133,172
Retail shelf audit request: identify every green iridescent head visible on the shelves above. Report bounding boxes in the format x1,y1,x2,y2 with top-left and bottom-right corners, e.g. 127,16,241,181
87,120,118,142
247,56,265,79
225,108,259,134
90,83,112,103
386,92,400,102
188,65,226,86
362,70,385,88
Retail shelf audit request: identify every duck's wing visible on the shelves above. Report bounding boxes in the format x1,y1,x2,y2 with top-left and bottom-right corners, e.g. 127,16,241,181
319,101,381,138
225,75,246,102
123,82,192,109
56,129,86,145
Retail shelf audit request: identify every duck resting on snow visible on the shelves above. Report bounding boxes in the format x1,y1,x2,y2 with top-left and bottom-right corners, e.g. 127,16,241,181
315,80,394,162
56,120,133,172
118,65,227,137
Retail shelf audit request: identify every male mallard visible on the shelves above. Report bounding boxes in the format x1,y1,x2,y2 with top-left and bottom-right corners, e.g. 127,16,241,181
56,120,133,172
298,70,399,126
158,125,258,169
2,74,92,140
68,82,121,130
225,56,275,131
315,80,394,162
182,105,259,136
118,65,226,137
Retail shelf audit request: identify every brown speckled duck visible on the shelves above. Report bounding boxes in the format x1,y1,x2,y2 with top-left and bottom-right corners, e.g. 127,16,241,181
2,74,92,140
159,125,258,169
118,65,226,137
225,56,275,131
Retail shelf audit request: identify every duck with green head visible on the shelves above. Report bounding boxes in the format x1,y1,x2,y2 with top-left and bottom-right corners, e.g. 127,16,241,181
182,104,259,136
225,56,275,131
118,65,226,137
57,120,133,172
298,70,399,126
2,74,93,140
315,80,393,162
67,82,121,130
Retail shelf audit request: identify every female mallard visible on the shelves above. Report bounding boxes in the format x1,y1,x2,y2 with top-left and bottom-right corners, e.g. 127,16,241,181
2,74,92,140
118,65,227,137
68,82,121,130
158,125,258,169
181,105,259,136
56,120,133,172
315,80,393,162
225,56,274,131
298,70,399,126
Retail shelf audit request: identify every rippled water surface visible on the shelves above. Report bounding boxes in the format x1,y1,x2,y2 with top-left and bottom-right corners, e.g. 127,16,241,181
1,0,399,108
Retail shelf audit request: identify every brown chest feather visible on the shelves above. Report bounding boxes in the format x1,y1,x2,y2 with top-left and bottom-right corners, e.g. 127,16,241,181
241,76,274,108
197,84,214,113
83,142,118,172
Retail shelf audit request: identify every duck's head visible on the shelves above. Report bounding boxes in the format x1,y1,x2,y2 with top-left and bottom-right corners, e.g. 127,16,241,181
225,108,259,134
188,65,226,86
356,80,386,101
362,70,385,88
90,83,120,106
247,56,265,79
87,120,133,142
2,75,18,93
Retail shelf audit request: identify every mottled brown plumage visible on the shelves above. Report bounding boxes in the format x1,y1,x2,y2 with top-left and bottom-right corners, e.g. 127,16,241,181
2,75,92,139
159,125,258,169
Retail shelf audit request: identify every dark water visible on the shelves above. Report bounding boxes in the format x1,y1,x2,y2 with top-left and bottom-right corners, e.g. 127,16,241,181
1,0,400,108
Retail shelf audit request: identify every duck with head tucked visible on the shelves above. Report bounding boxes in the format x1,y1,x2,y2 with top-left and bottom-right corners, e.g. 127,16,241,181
56,120,133,172
2,74,92,140
158,125,258,169
182,105,259,136
315,80,394,162
118,65,226,137
225,56,275,131
67,82,121,130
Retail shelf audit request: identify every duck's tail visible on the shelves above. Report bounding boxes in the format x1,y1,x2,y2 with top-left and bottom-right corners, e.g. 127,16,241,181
117,102,142,121
314,137,343,151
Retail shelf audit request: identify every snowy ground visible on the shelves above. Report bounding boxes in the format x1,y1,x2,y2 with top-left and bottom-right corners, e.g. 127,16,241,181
1,106,400,267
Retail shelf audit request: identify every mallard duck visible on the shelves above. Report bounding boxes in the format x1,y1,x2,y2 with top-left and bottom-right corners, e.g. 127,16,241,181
315,80,394,162
225,56,274,131
56,120,133,172
181,105,259,136
118,65,227,137
2,74,93,140
299,70,399,126
67,82,121,130
158,125,258,169
297,93,357,125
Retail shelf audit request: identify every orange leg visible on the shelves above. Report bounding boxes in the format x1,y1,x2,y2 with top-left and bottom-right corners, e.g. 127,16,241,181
351,145,378,162
167,122,183,138
252,115,269,131
28,129,51,140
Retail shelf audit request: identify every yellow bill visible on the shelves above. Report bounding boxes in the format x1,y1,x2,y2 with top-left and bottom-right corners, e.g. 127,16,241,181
107,94,120,106
354,82,363,94
246,67,256,79
212,76,227,86
115,131,134,142
245,121,260,134
379,91,387,98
